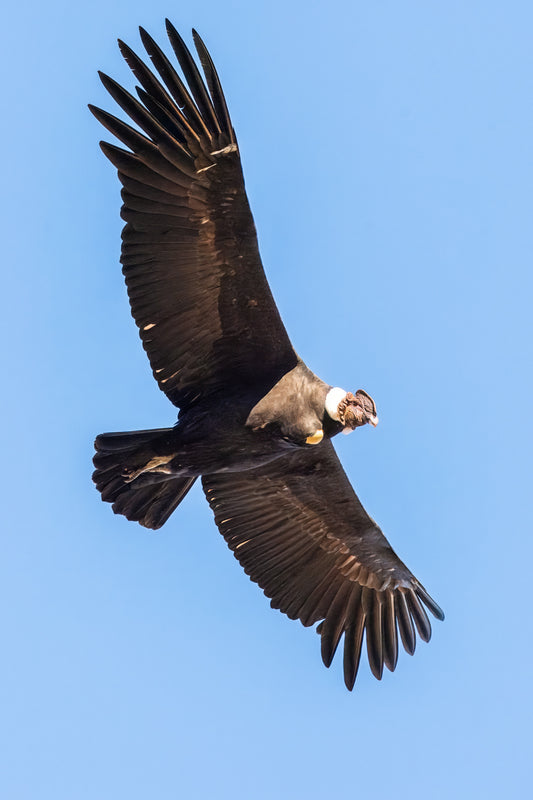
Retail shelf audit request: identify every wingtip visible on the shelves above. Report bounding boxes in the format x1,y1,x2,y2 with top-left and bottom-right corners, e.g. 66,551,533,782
87,104,111,128
320,642,335,670
138,25,152,47
415,583,445,622
98,140,114,156
117,38,136,62
97,71,112,90
343,666,356,692
165,18,178,37
165,19,191,55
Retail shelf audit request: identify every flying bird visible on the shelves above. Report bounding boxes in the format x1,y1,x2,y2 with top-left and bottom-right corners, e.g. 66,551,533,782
91,21,444,690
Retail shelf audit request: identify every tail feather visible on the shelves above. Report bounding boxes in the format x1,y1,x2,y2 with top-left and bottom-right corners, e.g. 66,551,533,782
112,477,196,529
93,427,195,529
95,428,169,452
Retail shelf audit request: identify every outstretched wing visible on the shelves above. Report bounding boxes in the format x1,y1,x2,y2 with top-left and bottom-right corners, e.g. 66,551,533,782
202,441,444,689
90,21,297,410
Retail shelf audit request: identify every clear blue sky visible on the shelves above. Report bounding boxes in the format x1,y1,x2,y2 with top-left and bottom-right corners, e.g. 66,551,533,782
2,1,531,797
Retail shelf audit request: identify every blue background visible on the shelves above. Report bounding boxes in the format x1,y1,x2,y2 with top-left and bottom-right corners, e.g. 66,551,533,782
2,1,531,797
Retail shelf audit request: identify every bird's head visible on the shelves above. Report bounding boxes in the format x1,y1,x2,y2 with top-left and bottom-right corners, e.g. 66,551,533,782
325,387,379,432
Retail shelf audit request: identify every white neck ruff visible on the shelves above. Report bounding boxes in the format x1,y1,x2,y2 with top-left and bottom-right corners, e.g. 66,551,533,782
325,387,347,422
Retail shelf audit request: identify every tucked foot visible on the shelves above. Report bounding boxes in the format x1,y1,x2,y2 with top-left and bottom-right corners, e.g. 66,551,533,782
122,455,175,483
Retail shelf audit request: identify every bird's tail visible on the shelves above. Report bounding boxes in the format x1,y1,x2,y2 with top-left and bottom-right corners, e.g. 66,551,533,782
93,428,196,529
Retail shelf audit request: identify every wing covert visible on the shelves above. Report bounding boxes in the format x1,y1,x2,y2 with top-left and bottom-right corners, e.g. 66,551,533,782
202,441,444,689
91,22,297,409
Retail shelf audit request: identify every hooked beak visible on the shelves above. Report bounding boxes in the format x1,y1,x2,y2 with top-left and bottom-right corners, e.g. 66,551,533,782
368,414,379,427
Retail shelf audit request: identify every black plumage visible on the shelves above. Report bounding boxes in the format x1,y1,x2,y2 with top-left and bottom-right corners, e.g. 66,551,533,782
91,21,444,690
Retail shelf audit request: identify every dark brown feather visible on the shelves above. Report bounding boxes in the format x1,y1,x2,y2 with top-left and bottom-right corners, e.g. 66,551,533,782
165,20,222,140
407,590,432,642
118,39,182,121
363,588,384,680
396,590,416,655
192,29,235,143
382,591,399,672
139,27,211,146
343,596,366,691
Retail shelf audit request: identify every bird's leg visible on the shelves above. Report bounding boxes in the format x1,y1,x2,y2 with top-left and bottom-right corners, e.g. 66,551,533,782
122,454,175,483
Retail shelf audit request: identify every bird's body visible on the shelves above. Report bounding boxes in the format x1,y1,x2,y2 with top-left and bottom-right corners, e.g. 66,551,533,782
97,360,337,480
91,21,444,689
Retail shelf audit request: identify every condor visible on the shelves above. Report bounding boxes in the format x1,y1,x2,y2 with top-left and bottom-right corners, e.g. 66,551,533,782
91,21,443,690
